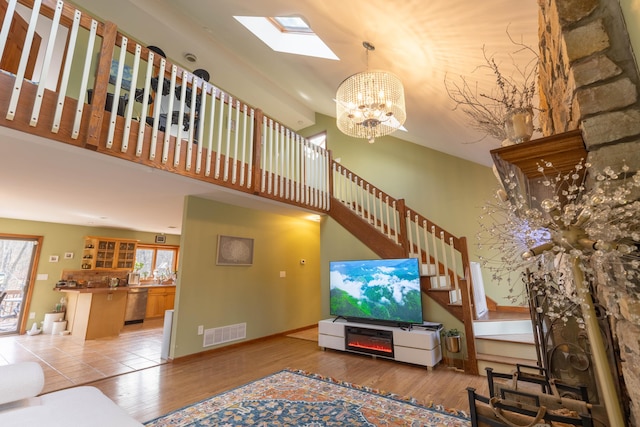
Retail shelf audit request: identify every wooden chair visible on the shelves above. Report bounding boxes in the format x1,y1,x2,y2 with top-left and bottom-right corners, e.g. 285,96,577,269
467,387,594,427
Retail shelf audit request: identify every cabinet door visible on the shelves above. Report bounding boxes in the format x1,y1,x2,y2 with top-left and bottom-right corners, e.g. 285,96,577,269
95,239,116,269
165,288,175,311
145,290,163,318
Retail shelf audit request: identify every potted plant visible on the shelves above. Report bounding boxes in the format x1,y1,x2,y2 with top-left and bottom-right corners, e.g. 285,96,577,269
443,328,462,354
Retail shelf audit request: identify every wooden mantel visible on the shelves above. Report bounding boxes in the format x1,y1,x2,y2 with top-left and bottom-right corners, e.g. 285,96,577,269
490,130,588,209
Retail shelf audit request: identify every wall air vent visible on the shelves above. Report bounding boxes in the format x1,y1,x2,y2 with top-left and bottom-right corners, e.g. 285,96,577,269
203,322,247,347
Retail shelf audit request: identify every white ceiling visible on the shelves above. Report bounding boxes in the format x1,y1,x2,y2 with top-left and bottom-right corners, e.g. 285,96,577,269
0,0,540,234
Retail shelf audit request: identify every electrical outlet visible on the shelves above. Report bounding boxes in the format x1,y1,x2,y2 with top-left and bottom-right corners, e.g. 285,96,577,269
279,271,286,278
197,325,204,335
29,312,35,319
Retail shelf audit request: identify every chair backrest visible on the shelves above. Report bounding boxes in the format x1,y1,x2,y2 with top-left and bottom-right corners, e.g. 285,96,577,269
0,291,7,304
467,387,594,427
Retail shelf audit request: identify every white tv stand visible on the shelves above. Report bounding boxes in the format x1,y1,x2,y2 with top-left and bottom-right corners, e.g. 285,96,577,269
318,318,442,369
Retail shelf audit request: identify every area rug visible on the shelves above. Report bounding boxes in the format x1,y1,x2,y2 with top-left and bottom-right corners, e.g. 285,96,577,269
144,368,470,426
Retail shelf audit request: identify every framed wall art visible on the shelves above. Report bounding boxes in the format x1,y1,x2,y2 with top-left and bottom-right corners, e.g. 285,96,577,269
216,235,254,266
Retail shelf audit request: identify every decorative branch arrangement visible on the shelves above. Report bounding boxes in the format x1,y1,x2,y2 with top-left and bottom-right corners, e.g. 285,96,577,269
445,30,540,143
477,161,640,321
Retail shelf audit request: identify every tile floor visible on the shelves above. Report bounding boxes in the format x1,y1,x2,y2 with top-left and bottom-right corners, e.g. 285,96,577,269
0,318,165,393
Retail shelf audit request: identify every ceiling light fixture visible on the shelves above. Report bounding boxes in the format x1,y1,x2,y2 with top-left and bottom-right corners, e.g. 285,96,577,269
335,41,406,144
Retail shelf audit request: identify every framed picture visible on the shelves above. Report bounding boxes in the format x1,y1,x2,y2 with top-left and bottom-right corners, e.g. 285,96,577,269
216,235,254,266
155,235,166,244
49,255,59,263
64,252,74,259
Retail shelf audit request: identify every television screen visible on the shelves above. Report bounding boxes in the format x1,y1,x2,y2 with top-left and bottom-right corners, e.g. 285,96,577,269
329,258,423,326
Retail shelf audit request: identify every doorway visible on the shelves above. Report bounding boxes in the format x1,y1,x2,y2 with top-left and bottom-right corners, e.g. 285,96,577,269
0,234,41,334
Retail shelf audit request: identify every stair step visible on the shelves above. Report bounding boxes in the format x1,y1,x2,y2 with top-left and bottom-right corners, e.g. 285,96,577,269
477,353,539,376
420,263,438,276
473,319,532,336
475,336,536,361
477,333,535,344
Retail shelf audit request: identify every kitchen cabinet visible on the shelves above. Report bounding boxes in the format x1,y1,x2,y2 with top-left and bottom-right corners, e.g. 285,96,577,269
57,287,129,340
82,236,138,270
145,286,176,319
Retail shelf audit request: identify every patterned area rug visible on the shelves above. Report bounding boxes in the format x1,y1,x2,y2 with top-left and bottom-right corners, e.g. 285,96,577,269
144,368,470,426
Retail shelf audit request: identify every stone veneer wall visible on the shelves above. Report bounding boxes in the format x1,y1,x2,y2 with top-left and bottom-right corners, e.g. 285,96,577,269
538,0,640,424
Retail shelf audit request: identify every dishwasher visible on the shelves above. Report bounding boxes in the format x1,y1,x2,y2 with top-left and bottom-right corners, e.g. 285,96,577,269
124,287,148,325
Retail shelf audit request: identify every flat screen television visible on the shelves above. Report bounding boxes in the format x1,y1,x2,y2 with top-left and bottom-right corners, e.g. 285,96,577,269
329,258,423,326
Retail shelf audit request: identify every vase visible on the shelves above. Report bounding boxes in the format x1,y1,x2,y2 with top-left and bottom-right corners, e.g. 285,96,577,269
504,107,534,144
445,335,461,353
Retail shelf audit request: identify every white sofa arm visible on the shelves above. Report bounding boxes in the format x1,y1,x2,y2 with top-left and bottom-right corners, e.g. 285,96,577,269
0,362,44,405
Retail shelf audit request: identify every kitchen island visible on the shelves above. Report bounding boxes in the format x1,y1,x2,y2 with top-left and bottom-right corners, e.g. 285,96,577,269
56,287,129,340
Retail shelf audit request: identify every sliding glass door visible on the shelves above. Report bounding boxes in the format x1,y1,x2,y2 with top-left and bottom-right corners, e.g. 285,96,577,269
0,234,42,334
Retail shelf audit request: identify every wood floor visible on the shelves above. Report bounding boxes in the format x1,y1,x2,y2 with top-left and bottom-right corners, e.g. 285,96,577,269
87,330,490,423
1,322,492,423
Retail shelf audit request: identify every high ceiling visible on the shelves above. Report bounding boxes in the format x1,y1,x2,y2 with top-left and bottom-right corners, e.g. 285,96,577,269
72,0,540,165
0,1,540,234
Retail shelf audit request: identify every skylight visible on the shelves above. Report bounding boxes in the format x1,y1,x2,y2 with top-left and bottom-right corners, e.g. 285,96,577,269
234,16,339,60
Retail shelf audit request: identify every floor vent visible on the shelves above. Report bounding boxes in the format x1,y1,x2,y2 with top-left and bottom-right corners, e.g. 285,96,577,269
203,322,247,347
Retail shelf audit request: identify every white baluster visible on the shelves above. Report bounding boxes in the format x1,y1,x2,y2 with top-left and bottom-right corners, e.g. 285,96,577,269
149,56,166,158
440,231,449,291
392,200,399,244
135,47,154,156
107,36,128,148
7,0,41,121
52,9,81,134
449,237,460,293
121,44,142,153
231,99,240,183
73,19,98,139
214,92,225,178
31,0,63,127
205,87,217,177
406,211,414,256
422,220,431,275
161,65,178,164
223,96,233,181
430,226,440,289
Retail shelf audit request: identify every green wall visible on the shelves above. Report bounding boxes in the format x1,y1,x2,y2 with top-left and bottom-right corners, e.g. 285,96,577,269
0,218,179,328
171,196,321,358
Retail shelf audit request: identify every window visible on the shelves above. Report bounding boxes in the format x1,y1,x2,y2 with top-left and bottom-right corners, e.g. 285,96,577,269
135,244,179,283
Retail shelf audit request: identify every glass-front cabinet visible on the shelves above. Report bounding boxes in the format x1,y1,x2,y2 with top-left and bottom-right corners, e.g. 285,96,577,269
82,236,138,270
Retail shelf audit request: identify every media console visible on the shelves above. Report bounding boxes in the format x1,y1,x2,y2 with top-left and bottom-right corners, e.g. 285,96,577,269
318,319,442,370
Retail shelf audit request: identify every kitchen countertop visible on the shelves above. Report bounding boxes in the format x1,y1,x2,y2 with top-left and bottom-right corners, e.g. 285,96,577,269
54,284,176,293
55,287,130,293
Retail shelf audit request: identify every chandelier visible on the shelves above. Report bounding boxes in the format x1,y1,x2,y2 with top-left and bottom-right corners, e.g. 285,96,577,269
335,41,406,143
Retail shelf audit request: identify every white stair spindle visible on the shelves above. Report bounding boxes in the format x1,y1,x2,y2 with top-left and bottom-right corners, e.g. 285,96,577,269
239,104,248,185
430,226,440,288
106,36,128,148
413,215,422,258
422,220,432,274
406,211,414,256
223,95,233,181
440,231,449,291
450,237,460,292
260,116,267,192
232,100,240,183
31,0,63,127
52,9,81,134
7,0,41,121
392,200,399,244
205,87,217,177
149,56,166,159
161,65,178,164
121,44,142,152
135,47,155,156
214,92,225,178
246,108,255,188
72,19,97,139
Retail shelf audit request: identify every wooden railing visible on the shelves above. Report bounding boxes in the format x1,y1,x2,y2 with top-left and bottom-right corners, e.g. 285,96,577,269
1,0,478,373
